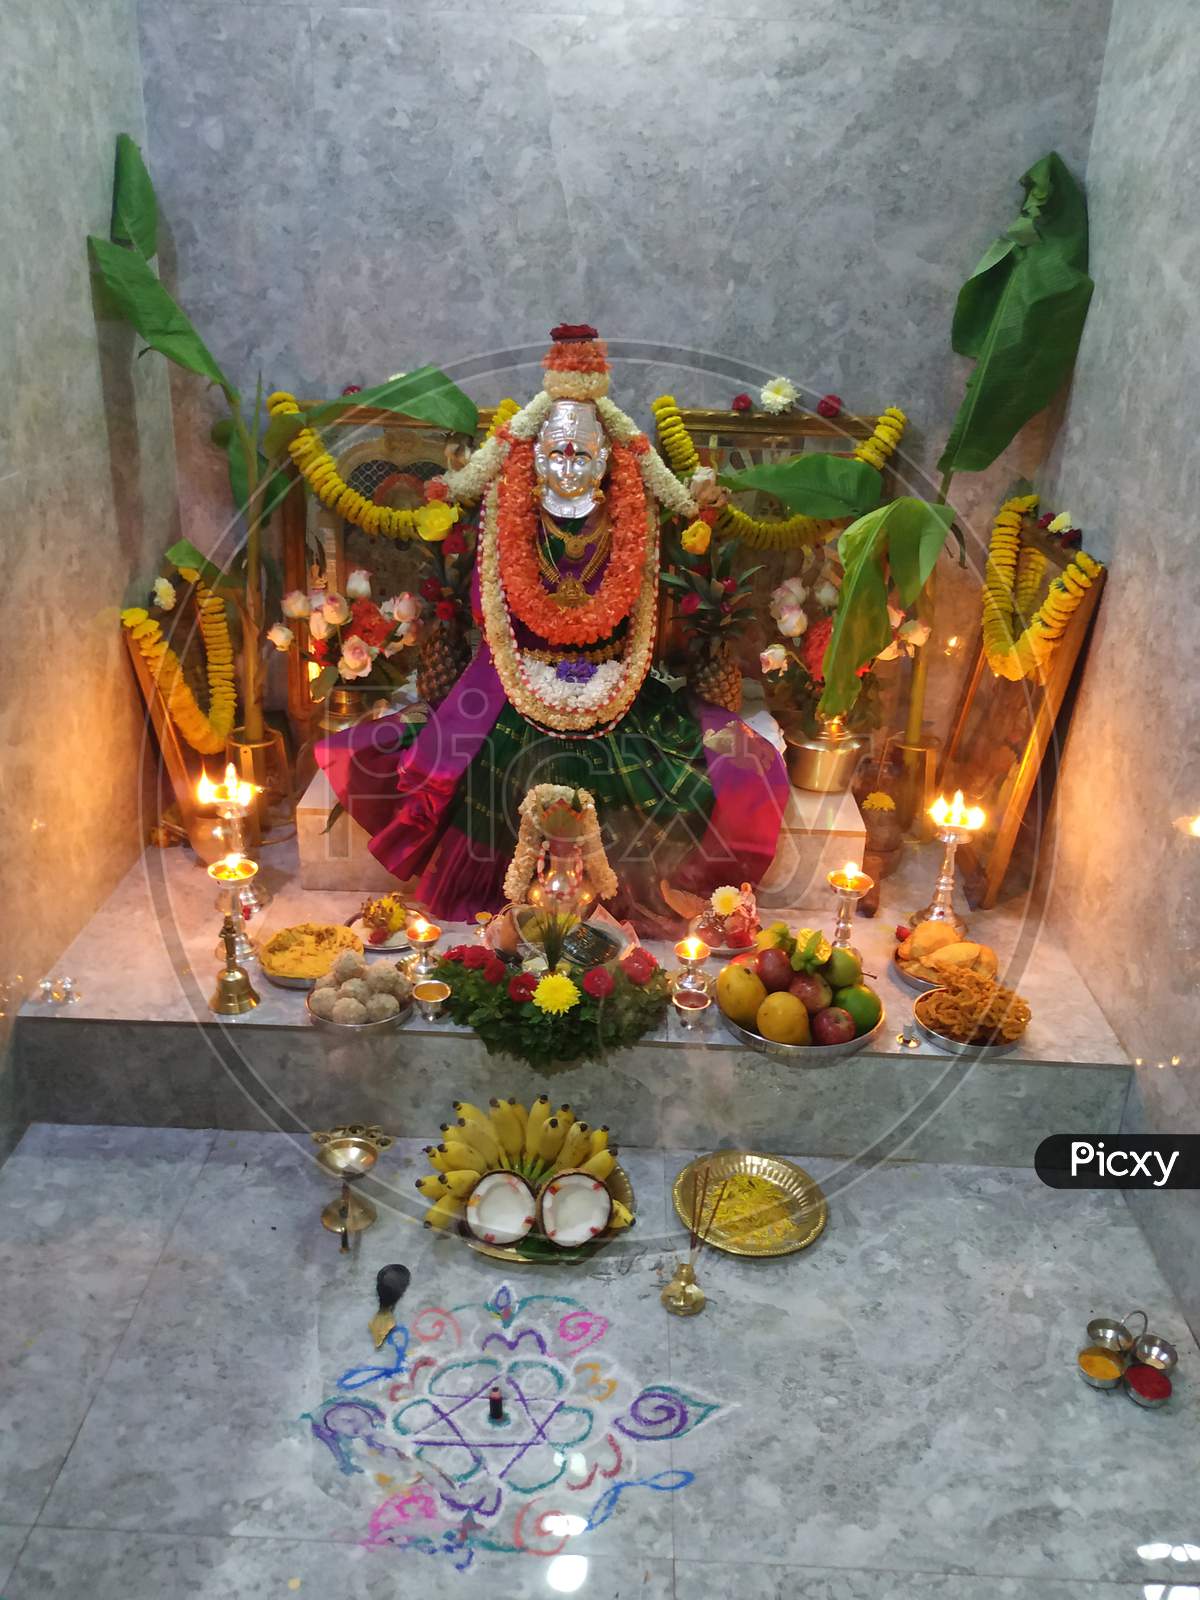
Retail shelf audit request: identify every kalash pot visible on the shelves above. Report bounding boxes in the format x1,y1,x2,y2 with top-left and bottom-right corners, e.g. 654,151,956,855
785,714,864,794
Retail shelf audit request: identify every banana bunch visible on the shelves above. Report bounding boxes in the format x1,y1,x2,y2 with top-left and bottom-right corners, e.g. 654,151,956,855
417,1095,630,1235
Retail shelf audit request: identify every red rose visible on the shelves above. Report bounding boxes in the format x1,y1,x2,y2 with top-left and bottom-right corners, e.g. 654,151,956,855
311,636,329,664
462,946,489,969
817,393,842,419
444,945,471,964
435,600,457,621
550,322,598,342
698,507,718,527
482,957,507,985
800,616,833,681
508,973,537,1003
424,478,450,502
341,384,362,396
350,598,391,649
443,531,467,557
1037,511,1054,529
721,577,737,594
731,393,752,413
679,593,701,616
583,967,614,999
620,947,657,987
420,577,442,602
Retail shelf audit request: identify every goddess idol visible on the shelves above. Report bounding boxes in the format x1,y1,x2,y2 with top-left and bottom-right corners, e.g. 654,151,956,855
316,326,788,933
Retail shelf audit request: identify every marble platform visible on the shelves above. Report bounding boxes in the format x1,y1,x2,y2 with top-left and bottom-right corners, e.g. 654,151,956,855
297,767,868,910
0,1122,1197,1600
12,840,1131,1165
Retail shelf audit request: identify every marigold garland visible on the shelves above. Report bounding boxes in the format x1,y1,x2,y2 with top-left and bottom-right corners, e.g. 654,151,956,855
266,391,463,540
651,398,908,550
982,493,1105,681
480,482,659,737
650,395,700,479
121,596,237,756
486,398,521,439
497,439,647,647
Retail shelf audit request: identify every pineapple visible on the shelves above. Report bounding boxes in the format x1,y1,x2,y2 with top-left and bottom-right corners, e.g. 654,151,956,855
691,636,743,712
662,522,762,713
417,620,471,706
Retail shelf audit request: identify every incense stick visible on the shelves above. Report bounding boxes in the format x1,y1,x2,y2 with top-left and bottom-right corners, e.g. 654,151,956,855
688,1164,711,1261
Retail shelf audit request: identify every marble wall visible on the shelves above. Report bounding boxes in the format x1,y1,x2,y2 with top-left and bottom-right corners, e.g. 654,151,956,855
1040,0,1200,1330
137,0,1111,723
0,0,178,1144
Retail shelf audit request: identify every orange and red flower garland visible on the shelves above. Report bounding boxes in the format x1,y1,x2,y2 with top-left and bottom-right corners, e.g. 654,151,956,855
497,438,647,647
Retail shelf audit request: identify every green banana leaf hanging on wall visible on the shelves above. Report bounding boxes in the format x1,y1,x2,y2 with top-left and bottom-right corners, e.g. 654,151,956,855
938,151,1093,476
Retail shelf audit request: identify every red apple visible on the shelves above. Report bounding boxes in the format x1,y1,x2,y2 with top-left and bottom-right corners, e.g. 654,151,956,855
788,971,832,1014
812,1006,856,1046
756,947,794,992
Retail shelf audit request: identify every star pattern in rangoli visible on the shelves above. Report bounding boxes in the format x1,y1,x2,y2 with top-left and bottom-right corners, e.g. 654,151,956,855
304,1281,725,1570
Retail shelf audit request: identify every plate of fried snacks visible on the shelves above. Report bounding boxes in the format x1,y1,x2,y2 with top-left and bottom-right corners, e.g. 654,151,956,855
672,1150,827,1258
894,922,1000,991
258,922,364,988
912,967,1031,1056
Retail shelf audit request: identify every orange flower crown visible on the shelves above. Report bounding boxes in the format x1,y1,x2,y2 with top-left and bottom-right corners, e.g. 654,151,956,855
543,324,610,398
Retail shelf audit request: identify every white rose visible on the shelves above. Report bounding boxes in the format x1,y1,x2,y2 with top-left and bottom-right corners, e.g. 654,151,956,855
815,580,839,608
281,589,311,618
267,623,294,651
776,608,809,639
383,592,420,623
323,592,350,625
308,608,330,641
346,568,372,599
152,577,176,611
338,635,373,680
760,644,788,675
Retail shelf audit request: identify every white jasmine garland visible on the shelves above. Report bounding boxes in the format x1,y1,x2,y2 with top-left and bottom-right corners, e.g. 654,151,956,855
519,657,626,710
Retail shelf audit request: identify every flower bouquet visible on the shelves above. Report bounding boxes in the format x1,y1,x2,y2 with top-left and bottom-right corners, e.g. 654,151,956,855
432,943,668,1070
269,569,420,701
760,573,886,739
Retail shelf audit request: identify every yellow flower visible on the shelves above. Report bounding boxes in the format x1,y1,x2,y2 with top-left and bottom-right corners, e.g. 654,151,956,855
532,973,580,1015
415,502,457,542
681,520,711,556
710,885,741,918
862,791,896,812
1047,511,1073,534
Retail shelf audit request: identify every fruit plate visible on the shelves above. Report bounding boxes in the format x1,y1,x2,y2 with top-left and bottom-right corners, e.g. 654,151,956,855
892,954,936,994
459,1163,635,1266
349,918,410,953
911,992,1023,1058
688,915,757,958
672,1150,827,1258
719,1007,886,1064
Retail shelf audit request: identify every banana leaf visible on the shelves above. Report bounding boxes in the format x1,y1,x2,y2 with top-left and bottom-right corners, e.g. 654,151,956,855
938,152,1093,476
817,498,955,717
110,134,157,260
303,366,477,436
718,452,882,520
88,236,234,396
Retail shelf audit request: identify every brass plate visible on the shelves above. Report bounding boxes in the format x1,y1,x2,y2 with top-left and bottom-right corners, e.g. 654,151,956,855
672,1151,827,1259
461,1163,635,1266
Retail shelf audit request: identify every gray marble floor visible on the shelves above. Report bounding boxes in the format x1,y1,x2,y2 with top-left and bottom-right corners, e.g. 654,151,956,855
2,1124,1197,1600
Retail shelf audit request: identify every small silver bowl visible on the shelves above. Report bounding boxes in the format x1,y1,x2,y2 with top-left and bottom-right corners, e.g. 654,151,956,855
1133,1333,1178,1375
1124,1365,1173,1409
1077,1345,1125,1390
1086,1312,1144,1355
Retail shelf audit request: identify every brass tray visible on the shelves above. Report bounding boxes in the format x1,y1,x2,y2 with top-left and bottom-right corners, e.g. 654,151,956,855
460,1162,635,1265
672,1150,827,1258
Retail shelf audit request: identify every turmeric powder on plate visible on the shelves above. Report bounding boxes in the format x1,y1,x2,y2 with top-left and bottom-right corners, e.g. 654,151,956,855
1078,1348,1123,1382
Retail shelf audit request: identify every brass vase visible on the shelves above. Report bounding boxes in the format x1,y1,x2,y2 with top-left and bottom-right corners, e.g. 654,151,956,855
784,714,864,794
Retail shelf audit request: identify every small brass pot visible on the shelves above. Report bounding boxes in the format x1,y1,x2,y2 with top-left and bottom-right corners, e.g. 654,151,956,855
784,715,864,794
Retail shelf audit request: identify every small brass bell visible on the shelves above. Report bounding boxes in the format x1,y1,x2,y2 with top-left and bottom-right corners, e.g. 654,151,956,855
209,913,261,1015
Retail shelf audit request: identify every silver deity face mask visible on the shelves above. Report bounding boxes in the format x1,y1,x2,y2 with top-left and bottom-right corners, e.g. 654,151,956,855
533,402,610,520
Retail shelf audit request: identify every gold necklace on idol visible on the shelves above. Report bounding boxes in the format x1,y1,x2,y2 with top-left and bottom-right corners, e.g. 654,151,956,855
537,507,611,610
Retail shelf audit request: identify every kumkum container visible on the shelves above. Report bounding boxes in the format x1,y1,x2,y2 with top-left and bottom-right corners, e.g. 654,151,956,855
1123,1362,1173,1409
1077,1345,1125,1391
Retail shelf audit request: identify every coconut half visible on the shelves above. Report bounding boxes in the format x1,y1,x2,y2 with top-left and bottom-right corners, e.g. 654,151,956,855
464,1170,536,1247
538,1170,614,1248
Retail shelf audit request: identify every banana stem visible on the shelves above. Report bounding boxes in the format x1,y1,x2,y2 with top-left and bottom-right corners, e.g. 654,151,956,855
901,468,955,766
230,396,265,743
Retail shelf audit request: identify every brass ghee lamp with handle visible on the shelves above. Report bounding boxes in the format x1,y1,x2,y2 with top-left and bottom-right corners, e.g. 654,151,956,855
312,1124,395,1252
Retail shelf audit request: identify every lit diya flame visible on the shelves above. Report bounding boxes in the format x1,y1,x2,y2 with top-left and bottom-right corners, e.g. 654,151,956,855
197,761,256,810
929,790,986,832
829,860,869,892
208,852,256,882
1173,813,1200,838
674,936,710,963
407,916,441,945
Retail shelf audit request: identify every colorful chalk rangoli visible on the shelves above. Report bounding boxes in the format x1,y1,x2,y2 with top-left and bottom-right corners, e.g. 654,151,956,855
304,1281,726,1570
